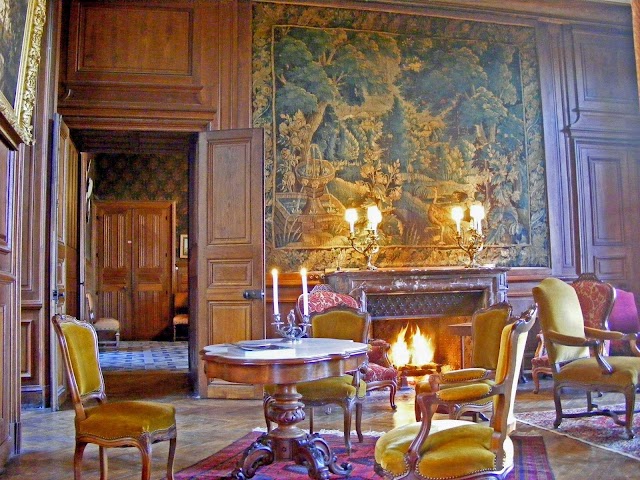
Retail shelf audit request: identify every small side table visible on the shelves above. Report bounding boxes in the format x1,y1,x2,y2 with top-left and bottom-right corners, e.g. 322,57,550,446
201,338,369,480
448,322,472,369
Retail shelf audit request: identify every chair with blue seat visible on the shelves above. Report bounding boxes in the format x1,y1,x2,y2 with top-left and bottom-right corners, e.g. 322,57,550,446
533,277,640,439
374,305,536,480
52,314,177,480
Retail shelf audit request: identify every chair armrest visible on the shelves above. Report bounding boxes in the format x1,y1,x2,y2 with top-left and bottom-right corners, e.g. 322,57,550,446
534,333,546,357
546,329,613,374
584,326,636,341
440,368,491,384
545,329,597,347
368,338,393,367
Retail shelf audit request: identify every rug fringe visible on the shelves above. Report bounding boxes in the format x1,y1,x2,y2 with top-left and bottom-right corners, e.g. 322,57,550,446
252,427,384,437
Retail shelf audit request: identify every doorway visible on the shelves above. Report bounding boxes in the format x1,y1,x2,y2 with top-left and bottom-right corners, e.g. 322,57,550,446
95,200,174,340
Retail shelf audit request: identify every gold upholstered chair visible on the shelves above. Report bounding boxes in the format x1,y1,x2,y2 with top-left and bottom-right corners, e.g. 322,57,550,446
531,273,616,393
172,292,189,341
52,314,177,480
532,277,640,439
414,302,512,422
374,305,536,480
298,284,398,410
264,306,370,451
85,292,120,348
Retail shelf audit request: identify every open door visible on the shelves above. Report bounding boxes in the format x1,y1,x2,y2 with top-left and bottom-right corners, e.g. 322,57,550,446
49,115,81,410
191,129,265,398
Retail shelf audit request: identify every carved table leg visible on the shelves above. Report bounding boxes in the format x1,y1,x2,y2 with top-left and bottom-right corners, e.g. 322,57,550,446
226,384,352,479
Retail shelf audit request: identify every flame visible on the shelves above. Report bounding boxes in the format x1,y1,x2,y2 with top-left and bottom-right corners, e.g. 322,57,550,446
388,324,435,367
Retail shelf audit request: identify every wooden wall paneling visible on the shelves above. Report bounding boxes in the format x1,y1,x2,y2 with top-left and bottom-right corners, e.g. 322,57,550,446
0,142,24,463
537,22,578,277
575,141,640,292
58,0,226,131
193,129,264,399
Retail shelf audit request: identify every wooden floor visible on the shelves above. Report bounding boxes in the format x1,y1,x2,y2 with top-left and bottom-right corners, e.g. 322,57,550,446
4,371,639,479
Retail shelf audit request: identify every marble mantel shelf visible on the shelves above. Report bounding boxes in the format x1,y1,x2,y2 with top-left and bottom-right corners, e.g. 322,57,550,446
324,267,509,320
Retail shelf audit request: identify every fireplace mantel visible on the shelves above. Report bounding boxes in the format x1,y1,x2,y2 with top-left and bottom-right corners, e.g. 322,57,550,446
324,266,509,319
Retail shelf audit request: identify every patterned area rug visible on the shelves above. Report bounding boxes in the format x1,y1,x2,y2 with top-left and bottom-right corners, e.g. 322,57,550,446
175,431,554,479
99,341,188,371
517,404,640,461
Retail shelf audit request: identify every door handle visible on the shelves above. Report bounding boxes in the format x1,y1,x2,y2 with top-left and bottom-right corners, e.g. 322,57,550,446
243,289,264,300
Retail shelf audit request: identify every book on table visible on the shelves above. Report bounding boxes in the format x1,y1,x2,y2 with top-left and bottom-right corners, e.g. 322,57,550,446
230,342,296,358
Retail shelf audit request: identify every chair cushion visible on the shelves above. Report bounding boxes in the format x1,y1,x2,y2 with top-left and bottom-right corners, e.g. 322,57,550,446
302,287,360,314
93,318,120,331
294,375,366,401
375,419,511,478
79,400,176,440
609,289,640,333
364,363,397,383
555,356,640,386
531,354,550,368
173,314,189,326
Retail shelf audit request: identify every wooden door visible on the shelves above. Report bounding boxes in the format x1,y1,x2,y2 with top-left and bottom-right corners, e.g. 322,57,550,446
49,116,80,411
192,129,265,398
575,141,640,292
96,201,174,340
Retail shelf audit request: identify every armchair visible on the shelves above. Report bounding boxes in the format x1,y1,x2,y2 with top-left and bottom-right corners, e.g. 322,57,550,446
414,301,512,422
52,314,176,480
531,273,616,393
532,277,640,439
298,284,398,410
608,288,640,356
85,292,120,348
265,306,370,451
374,306,536,480
172,292,189,341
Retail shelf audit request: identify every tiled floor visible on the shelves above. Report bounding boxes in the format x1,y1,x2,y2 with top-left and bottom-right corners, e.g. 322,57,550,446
99,341,189,371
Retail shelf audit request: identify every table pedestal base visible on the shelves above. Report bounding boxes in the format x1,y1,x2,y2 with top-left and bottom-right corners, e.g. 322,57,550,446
223,432,353,480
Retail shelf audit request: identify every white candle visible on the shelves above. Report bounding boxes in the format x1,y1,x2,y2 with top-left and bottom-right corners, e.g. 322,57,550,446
451,206,463,234
367,205,382,233
271,268,279,315
345,208,358,235
301,268,309,316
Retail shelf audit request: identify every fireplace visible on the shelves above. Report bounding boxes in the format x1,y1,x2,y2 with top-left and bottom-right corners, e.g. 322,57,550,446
324,267,509,370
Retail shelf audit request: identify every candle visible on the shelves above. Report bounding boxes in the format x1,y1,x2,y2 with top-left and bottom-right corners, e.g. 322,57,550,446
271,268,279,315
301,268,309,316
451,206,463,234
470,205,485,234
345,208,358,235
367,205,382,233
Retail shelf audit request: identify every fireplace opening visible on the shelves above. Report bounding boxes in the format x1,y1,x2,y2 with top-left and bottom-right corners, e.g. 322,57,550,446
373,316,470,388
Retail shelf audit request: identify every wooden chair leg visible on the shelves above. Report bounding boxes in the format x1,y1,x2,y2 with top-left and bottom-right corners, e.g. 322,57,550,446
355,402,363,443
138,438,153,480
99,446,108,480
343,405,353,452
115,331,120,347
624,388,636,439
389,381,397,410
166,437,177,480
532,369,541,394
74,441,87,480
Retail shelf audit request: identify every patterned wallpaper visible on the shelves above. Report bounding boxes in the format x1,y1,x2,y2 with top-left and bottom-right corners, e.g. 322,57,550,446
93,153,189,256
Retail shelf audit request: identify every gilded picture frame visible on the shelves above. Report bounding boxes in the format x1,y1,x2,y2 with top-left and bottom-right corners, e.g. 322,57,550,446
0,0,47,145
179,234,188,258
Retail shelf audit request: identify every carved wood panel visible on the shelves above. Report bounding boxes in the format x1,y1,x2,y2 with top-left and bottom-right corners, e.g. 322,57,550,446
575,141,640,292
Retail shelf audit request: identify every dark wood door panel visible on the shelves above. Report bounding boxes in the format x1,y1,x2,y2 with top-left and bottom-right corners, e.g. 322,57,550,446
96,201,174,340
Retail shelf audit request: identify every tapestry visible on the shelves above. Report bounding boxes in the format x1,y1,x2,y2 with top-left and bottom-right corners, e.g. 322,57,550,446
253,4,549,271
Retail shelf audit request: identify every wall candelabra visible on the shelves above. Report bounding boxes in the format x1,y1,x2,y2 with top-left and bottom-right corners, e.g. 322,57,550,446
452,205,486,268
345,205,382,270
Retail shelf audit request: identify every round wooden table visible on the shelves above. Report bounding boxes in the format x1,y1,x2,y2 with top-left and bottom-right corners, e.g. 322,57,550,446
201,337,369,480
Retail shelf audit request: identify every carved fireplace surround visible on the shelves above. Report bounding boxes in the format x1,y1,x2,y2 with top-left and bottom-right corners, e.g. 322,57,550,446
324,267,509,369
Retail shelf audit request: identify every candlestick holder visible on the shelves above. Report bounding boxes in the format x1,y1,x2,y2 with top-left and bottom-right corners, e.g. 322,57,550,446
272,309,311,342
456,227,485,268
348,229,380,270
